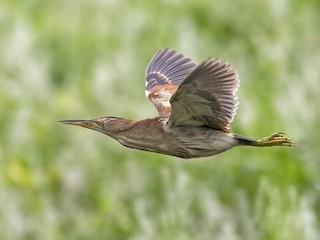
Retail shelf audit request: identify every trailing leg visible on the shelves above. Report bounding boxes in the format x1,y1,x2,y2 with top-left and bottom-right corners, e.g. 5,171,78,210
234,132,295,147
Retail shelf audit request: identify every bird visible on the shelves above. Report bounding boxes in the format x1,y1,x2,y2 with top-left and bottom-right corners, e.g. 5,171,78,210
60,48,294,159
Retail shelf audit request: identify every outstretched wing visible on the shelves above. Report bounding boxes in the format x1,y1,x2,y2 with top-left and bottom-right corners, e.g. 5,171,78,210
167,58,239,131
145,48,197,119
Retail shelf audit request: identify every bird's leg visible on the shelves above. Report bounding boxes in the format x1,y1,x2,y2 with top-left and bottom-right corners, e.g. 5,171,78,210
234,132,295,147
255,132,295,147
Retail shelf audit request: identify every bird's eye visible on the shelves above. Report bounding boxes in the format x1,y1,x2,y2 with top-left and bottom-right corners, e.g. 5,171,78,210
96,121,104,127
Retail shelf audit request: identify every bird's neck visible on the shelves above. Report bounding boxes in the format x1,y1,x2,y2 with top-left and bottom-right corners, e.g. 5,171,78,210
106,117,139,134
107,117,160,138
106,117,170,152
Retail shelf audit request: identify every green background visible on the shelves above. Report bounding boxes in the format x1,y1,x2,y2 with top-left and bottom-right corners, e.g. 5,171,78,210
1,0,320,239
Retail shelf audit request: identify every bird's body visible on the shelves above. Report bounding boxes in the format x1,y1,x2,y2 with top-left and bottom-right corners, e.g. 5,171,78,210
90,117,237,158
60,48,294,159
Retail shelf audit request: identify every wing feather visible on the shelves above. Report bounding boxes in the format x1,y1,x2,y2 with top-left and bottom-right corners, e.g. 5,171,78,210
145,48,197,118
167,58,240,131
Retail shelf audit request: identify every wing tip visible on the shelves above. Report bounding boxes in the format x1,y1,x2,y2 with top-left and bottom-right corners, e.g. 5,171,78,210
145,48,197,97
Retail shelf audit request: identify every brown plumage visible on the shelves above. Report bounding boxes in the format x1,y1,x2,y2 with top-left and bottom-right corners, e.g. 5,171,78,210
60,48,294,159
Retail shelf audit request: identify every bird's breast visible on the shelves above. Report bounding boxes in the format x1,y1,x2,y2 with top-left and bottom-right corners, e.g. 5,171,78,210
116,130,190,158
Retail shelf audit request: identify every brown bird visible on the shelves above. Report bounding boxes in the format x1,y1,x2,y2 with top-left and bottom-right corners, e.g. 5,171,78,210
60,48,294,159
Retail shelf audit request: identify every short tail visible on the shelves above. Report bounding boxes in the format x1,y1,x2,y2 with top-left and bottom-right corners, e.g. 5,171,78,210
234,132,295,147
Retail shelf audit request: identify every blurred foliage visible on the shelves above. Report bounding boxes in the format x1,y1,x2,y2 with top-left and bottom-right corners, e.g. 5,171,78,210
1,0,320,239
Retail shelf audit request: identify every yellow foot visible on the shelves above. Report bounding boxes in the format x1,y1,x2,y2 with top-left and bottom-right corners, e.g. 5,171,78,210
257,132,296,147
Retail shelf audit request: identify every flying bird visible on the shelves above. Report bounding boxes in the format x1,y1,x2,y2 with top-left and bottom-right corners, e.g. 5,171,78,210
60,48,294,159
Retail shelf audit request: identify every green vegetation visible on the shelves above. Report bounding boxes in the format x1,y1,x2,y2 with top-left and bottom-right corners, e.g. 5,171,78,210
1,0,319,239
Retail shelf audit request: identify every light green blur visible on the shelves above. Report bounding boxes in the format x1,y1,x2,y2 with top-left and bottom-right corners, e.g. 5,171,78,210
1,0,320,239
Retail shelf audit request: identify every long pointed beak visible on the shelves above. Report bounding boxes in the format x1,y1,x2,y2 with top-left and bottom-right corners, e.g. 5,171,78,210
59,119,96,129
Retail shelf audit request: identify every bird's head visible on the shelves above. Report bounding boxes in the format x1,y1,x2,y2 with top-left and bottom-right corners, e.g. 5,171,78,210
59,116,132,135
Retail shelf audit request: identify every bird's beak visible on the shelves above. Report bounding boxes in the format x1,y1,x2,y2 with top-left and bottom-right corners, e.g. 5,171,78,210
59,119,96,129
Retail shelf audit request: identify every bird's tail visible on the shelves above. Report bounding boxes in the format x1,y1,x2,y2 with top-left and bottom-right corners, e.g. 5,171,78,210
234,132,295,147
